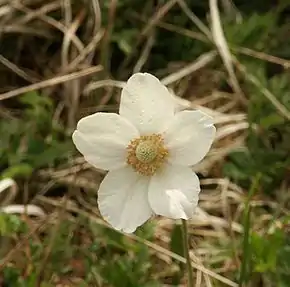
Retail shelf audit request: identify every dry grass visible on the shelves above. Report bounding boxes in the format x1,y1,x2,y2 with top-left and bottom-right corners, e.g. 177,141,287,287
0,0,289,286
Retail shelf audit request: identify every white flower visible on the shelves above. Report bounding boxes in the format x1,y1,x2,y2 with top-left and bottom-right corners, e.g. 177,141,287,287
72,73,216,233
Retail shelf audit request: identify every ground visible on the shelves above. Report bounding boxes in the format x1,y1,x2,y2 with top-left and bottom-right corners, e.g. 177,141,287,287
0,0,289,286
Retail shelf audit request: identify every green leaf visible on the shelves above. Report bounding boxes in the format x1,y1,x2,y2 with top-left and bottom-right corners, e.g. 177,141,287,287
1,163,33,179
27,141,73,168
251,229,285,273
259,113,285,129
19,91,52,110
0,213,26,236
226,12,277,50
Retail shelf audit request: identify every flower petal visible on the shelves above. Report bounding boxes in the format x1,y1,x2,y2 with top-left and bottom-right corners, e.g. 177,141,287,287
148,164,200,219
164,110,216,166
73,112,139,170
120,73,175,135
98,167,152,233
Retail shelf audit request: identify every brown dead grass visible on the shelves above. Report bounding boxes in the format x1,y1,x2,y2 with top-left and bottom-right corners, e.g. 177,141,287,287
0,1,289,286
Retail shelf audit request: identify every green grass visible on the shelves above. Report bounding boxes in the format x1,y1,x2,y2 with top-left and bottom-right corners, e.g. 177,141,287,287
0,0,290,286
239,173,261,286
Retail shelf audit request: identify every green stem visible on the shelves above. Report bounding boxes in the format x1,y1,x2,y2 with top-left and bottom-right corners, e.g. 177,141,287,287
181,219,194,286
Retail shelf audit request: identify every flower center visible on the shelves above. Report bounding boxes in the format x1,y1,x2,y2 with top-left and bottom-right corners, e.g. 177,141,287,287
126,134,168,176
135,141,158,163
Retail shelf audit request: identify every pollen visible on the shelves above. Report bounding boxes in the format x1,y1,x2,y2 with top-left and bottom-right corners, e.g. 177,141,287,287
126,134,169,176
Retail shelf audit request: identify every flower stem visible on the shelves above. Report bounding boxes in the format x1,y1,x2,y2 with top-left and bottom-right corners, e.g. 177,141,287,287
181,219,194,286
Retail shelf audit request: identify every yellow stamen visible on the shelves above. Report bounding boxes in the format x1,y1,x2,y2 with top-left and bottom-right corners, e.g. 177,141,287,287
126,134,168,176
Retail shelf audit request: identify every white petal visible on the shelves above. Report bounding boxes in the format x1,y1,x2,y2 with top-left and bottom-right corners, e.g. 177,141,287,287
72,113,139,170
119,73,175,135
164,110,216,166
148,164,200,219
98,167,152,233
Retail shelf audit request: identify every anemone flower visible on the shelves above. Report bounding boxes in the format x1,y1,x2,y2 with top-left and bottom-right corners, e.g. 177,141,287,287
73,73,216,233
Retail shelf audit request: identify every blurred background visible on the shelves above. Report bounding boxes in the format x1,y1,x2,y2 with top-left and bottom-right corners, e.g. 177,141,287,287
0,0,289,286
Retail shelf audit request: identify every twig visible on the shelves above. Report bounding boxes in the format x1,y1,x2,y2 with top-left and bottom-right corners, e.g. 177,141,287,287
141,0,179,37
209,0,247,105
0,54,39,83
0,66,103,101
161,51,217,85
177,0,212,40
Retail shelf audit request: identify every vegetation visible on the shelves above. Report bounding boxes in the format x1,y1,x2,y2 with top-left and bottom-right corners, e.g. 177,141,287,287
0,0,289,286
